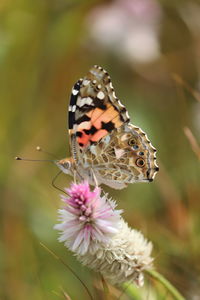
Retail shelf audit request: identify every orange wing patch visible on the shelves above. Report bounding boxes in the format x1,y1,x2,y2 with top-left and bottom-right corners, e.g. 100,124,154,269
76,104,123,147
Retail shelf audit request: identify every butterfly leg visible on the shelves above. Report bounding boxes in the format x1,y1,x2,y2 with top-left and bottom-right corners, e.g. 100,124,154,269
52,170,69,195
73,170,77,184
90,168,99,187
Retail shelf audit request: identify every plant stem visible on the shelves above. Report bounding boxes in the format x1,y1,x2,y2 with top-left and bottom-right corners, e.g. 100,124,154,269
121,282,142,300
145,269,186,300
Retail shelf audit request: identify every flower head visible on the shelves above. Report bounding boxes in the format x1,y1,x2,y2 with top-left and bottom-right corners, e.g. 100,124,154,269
55,181,153,286
54,182,122,255
78,219,153,286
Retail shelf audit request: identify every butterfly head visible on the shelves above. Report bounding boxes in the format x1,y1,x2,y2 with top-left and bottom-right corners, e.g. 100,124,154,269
56,158,75,176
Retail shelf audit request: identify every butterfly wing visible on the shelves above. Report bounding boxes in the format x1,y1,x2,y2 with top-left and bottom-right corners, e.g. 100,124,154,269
68,65,130,154
84,123,159,188
66,65,158,188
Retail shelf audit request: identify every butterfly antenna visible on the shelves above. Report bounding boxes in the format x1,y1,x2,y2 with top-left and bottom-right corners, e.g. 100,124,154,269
15,156,55,163
36,146,58,159
52,170,69,195
15,157,68,195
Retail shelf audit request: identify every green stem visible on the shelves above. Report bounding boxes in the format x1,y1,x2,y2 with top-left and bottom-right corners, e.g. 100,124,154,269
145,269,186,300
121,282,141,300
122,270,186,300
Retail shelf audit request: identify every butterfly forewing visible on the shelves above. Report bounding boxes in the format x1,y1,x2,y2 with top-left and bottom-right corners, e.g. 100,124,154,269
68,66,130,149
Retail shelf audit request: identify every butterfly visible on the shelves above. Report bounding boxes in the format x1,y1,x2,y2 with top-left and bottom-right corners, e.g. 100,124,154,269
56,65,159,189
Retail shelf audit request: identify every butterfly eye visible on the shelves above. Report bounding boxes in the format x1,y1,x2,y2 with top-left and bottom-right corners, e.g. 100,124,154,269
128,138,137,147
136,158,145,167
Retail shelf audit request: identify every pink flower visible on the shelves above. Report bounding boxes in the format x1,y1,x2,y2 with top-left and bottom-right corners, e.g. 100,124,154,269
86,0,162,64
55,182,153,286
54,182,122,255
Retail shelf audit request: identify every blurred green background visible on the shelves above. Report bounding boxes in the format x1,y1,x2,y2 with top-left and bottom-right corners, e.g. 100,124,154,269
1,0,200,299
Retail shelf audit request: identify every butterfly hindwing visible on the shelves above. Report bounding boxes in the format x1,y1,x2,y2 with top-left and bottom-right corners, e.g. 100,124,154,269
79,123,159,188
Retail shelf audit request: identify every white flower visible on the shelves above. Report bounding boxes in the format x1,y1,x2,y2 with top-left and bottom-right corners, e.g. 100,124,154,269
78,219,153,286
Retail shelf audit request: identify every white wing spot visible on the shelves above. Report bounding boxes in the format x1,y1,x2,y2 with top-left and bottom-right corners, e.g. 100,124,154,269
114,148,125,159
118,100,124,108
97,91,105,100
121,134,128,141
77,97,93,107
83,79,90,86
72,89,79,95
113,91,117,98
85,97,93,105
152,172,156,179
90,145,97,155
103,135,111,144
125,111,130,119
72,105,76,112
76,97,82,107
77,121,91,130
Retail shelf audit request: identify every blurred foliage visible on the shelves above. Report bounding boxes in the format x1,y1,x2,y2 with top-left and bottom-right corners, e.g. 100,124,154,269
1,0,200,299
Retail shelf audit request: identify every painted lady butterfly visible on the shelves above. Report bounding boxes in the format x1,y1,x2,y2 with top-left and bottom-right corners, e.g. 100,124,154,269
56,65,159,189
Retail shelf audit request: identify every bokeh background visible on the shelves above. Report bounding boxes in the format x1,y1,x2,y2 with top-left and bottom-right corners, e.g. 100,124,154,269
1,0,200,299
